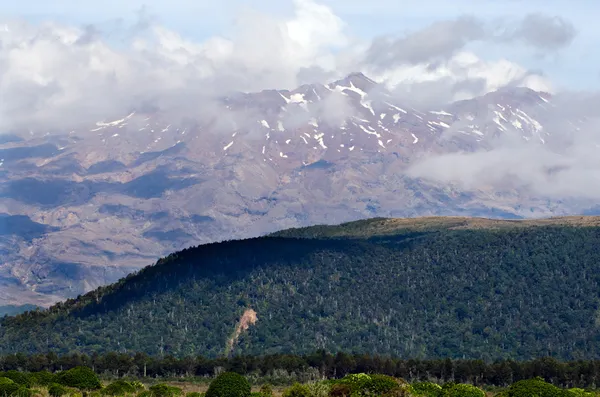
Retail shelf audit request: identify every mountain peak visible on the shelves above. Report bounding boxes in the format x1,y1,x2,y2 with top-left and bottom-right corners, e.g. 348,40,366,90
329,72,378,93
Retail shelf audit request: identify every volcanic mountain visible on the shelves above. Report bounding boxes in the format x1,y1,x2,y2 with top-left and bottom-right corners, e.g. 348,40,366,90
0,72,585,306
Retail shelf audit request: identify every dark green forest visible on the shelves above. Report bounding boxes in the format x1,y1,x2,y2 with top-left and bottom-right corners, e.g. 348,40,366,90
3,352,600,388
3,218,600,359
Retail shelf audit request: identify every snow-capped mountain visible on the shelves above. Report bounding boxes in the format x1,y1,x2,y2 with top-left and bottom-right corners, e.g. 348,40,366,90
0,72,584,306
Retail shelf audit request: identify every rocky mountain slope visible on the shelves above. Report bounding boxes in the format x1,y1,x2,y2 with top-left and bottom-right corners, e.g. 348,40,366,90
0,72,587,306
3,216,600,359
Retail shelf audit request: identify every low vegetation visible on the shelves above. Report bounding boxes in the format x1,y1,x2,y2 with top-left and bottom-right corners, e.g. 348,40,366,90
0,367,598,397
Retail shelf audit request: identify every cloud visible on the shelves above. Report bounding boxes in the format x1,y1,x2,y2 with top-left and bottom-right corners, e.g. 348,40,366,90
508,13,577,51
0,1,575,133
369,51,553,108
406,92,600,200
365,16,486,68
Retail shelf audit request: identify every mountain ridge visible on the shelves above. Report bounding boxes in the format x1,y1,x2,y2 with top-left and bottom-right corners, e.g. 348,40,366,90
0,71,589,306
3,216,600,360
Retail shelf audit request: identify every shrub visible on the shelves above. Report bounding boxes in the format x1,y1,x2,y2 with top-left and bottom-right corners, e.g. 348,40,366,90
338,374,372,393
0,377,20,397
334,374,399,396
508,379,573,397
186,393,203,397
282,384,310,397
441,384,484,397
148,385,183,397
0,372,31,387
366,375,399,395
250,394,262,397
259,385,273,397
306,382,330,397
130,382,146,392
56,367,101,390
29,371,56,386
411,382,443,397
569,389,594,397
48,384,71,397
102,381,137,396
206,372,251,397
137,392,152,397
12,387,32,397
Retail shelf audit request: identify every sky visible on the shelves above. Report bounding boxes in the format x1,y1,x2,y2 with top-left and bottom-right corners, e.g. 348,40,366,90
1,0,597,91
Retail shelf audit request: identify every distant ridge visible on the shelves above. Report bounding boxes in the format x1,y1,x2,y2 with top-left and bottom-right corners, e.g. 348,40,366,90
3,216,600,360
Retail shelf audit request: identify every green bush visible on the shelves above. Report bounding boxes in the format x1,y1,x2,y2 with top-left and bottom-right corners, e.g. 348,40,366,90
282,384,310,397
337,374,372,393
441,384,484,397
137,392,152,397
0,377,20,397
0,372,31,387
366,375,398,395
29,371,56,386
411,382,443,397
508,379,573,397
250,394,261,397
130,382,146,392
206,373,251,397
148,385,182,397
259,385,273,397
12,387,32,397
306,382,330,397
102,381,137,396
186,393,203,397
49,384,71,397
56,367,101,390
569,389,595,397
334,374,398,396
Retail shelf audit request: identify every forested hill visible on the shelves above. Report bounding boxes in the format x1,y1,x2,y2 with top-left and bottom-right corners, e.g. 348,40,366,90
3,216,600,360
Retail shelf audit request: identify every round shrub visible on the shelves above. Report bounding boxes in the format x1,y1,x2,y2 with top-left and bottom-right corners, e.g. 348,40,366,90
49,384,71,397
411,382,443,397
137,392,152,397
338,373,372,393
56,367,101,390
508,379,573,397
281,383,310,397
367,375,399,395
102,381,137,396
441,384,484,397
206,373,251,397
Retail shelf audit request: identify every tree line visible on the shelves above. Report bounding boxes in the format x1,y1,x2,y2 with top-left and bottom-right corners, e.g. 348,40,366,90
2,352,600,388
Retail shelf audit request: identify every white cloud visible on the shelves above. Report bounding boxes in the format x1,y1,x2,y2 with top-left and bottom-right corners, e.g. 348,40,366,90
0,0,567,132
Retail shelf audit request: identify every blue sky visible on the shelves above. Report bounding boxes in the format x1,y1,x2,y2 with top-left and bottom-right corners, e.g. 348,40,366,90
0,0,597,90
